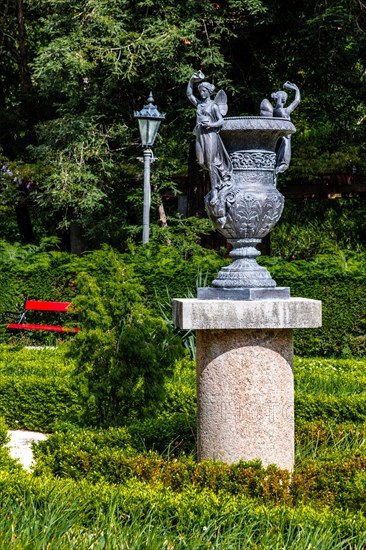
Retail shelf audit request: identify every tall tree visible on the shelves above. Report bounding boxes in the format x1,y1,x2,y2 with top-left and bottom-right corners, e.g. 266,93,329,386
24,0,266,247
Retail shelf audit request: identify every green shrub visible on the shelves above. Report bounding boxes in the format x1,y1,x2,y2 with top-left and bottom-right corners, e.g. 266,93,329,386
0,375,83,431
295,394,366,423
33,436,293,502
270,199,366,260
32,429,366,514
128,412,196,456
294,358,366,427
30,412,366,513
0,416,9,448
122,238,228,309
0,416,23,472
0,345,83,430
162,384,197,415
0,240,365,357
33,428,136,481
0,345,75,377
141,354,197,414
33,426,134,455
67,257,185,425
261,254,366,356
0,344,195,433
293,454,366,512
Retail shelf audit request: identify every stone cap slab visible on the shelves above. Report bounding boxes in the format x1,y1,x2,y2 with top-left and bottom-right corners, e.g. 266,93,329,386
173,297,322,330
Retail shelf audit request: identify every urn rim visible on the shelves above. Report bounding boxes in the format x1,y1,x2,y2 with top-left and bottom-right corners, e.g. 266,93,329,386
222,116,296,134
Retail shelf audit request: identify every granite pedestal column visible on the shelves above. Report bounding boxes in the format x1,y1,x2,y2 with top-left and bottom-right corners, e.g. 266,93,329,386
173,298,322,471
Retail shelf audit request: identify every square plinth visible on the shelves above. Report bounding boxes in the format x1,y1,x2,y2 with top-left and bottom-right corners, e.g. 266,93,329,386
173,297,322,330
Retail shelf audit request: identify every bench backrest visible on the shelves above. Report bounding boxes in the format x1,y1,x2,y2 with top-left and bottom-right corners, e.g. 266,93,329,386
25,300,72,312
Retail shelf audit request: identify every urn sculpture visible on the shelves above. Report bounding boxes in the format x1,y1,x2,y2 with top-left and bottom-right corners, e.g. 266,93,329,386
204,116,295,295
187,73,300,299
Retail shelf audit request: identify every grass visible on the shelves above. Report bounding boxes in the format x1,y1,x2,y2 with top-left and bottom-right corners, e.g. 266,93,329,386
294,357,366,396
294,357,366,465
1,477,366,549
296,373,366,395
295,420,366,463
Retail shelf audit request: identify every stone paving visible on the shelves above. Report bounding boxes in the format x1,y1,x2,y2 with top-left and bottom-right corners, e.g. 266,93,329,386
6,430,47,471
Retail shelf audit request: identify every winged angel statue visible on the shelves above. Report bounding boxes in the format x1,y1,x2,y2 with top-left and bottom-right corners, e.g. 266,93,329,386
187,72,232,207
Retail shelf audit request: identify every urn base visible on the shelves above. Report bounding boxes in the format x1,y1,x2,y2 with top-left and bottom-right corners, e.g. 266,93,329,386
211,238,278,289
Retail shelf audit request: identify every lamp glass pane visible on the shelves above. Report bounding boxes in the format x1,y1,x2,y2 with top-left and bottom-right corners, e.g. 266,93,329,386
138,118,161,147
137,119,148,146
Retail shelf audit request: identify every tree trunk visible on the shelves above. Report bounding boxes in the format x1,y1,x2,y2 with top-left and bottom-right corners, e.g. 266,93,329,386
69,222,84,255
15,202,34,243
153,185,171,244
15,0,32,95
157,203,171,244
152,184,168,228
157,201,168,228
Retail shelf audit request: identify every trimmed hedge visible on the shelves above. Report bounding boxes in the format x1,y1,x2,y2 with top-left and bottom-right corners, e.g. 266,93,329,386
0,375,84,431
0,243,365,356
32,430,366,513
1,348,365,434
294,357,366,423
291,276,366,357
260,254,366,356
127,412,196,456
0,346,75,377
0,416,22,472
295,394,366,423
0,346,84,431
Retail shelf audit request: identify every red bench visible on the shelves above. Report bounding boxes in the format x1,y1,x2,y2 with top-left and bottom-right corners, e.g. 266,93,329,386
3,298,79,333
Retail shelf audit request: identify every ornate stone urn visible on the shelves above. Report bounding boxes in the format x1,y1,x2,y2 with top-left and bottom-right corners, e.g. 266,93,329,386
186,73,300,299
203,116,295,297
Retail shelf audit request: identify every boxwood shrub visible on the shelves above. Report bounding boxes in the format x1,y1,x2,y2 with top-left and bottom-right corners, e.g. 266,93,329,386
0,375,84,431
32,430,366,513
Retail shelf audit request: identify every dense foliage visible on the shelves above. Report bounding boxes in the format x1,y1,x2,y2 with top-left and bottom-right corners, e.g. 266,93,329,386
68,257,185,425
0,2,365,545
0,347,82,430
0,0,365,249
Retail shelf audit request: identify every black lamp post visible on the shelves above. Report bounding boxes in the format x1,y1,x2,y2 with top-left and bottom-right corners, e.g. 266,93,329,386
134,93,165,244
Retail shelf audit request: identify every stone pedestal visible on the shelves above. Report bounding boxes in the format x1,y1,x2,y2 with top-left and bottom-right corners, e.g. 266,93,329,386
173,298,322,471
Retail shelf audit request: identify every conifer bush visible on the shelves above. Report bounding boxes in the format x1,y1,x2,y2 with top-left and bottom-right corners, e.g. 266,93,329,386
67,248,185,426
